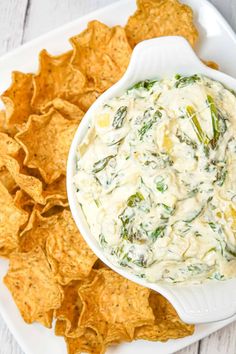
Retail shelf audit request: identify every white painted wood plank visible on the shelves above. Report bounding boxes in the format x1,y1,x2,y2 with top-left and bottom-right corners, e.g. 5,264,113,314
23,0,118,42
0,314,24,354
0,0,29,55
199,322,236,354
176,341,199,354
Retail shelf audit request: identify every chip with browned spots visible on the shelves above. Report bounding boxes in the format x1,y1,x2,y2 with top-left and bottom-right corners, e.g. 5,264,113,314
41,176,68,213
78,269,154,345
4,246,63,327
45,98,84,121
55,281,84,338
46,210,97,284
0,132,20,157
134,291,194,341
0,154,45,204
19,210,58,252
125,0,198,48
0,181,28,257
0,167,17,194
31,50,86,113
14,189,35,213
0,110,7,132
65,328,105,354
15,109,79,184
70,21,132,93
76,90,100,112
1,72,33,130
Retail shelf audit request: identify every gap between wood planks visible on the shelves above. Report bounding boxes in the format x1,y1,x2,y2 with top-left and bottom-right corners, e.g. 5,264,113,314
22,0,31,39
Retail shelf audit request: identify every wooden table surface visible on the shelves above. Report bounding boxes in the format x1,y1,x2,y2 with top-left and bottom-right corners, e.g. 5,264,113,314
0,0,235,353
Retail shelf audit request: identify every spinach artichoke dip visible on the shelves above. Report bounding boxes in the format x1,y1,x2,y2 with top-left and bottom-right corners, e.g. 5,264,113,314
74,74,236,284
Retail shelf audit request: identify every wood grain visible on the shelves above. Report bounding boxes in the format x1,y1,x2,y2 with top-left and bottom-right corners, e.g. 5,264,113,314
176,341,199,354
200,322,236,354
23,0,118,42
0,314,24,354
0,0,29,55
0,0,236,354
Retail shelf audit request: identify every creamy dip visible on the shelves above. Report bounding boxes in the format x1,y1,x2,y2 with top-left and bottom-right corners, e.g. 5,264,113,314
74,74,236,283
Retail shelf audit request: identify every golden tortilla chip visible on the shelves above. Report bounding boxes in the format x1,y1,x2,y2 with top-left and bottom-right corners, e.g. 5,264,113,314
0,133,20,157
135,291,194,341
78,269,154,344
55,272,97,338
93,259,109,270
4,246,63,327
41,176,68,213
41,199,68,215
65,328,105,354
15,109,79,184
0,181,28,257
44,175,67,198
46,210,97,284
125,0,198,48
0,167,17,194
1,72,33,129
0,110,7,132
55,281,84,338
45,98,84,121
202,60,219,70
32,50,86,113
76,91,100,112
19,210,58,252
14,189,35,213
70,21,132,93
0,154,45,204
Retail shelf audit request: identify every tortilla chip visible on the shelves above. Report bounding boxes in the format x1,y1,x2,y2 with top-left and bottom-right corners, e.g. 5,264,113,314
135,291,194,341
78,269,154,344
0,181,28,257
4,246,63,327
45,98,84,121
19,210,58,252
55,272,97,338
1,72,33,129
32,50,86,113
0,155,45,204
203,60,219,70
65,328,105,354
15,109,79,184
0,167,17,194
14,189,35,213
41,176,68,213
93,259,109,270
0,110,7,132
55,281,84,338
125,0,198,48
70,21,132,93
41,199,68,215
44,175,67,198
0,133,21,157
46,210,97,284
77,91,101,112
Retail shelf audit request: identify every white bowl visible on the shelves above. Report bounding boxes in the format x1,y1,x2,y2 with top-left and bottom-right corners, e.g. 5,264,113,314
67,36,236,324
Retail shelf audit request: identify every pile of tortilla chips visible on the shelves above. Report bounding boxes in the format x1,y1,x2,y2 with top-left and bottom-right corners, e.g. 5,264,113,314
1,0,220,352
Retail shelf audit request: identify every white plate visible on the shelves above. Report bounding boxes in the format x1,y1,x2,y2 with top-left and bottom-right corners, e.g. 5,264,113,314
0,0,236,353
